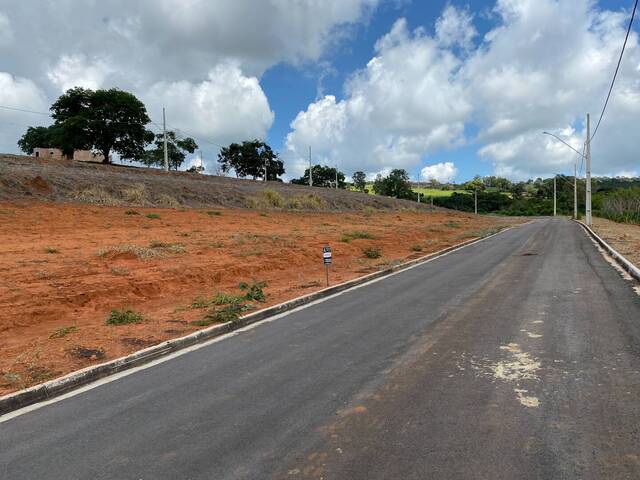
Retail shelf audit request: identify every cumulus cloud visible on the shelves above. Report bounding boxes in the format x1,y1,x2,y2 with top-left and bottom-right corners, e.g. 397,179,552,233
47,55,115,92
144,63,275,171
286,0,640,180
421,162,458,183
286,17,470,177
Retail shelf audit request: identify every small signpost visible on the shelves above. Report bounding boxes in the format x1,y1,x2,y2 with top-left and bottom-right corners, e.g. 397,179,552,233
323,246,332,286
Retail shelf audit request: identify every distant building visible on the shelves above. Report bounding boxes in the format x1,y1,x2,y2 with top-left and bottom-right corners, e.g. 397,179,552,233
33,148,107,163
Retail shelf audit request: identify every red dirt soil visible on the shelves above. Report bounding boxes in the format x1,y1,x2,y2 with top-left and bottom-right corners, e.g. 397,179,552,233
0,202,521,395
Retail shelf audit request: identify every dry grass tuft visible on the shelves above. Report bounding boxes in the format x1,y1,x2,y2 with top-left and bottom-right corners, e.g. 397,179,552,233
72,187,119,205
121,183,149,205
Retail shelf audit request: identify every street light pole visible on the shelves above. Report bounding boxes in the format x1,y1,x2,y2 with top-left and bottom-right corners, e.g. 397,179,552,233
574,163,578,220
586,114,592,226
553,175,557,217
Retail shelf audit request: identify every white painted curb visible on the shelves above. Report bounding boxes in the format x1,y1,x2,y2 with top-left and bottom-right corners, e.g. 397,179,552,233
577,220,640,282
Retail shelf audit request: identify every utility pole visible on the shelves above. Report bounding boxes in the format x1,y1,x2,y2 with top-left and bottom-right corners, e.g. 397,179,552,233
553,175,557,217
264,156,268,182
585,113,592,226
335,164,338,189
417,170,421,203
308,146,313,187
163,107,169,172
574,163,577,220
474,189,478,214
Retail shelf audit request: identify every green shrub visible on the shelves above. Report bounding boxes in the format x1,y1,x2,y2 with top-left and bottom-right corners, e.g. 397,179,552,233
239,279,267,302
345,230,374,240
125,209,139,215
146,213,160,219
106,309,144,325
207,210,222,216
44,246,59,254
363,246,382,259
410,244,423,252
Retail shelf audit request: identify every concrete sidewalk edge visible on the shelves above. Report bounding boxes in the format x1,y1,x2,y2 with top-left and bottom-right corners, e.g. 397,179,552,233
0,222,523,416
577,220,640,282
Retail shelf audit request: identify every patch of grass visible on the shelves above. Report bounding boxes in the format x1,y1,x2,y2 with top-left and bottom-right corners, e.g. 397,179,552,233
259,212,268,217
146,213,160,219
247,189,285,209
156,194,180,208
410,244,423,252
72,187,119,205
362,246,382,259
122,183,149,205
288,193,326,210
177,232,190,237
125,209,139,215
44,246,59,254
98,242,183,259
239,279,267,302
344,230,374,240
110,267,129,276
207,210,222,216
106,309,144,326
444,221,460,229
49,326,78,339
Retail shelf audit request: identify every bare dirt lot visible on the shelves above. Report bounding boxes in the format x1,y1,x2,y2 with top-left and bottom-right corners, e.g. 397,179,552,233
0,201,520,395
591,217,640,268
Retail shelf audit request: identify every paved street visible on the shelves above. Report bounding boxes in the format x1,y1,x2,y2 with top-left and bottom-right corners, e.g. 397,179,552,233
1,218,639,479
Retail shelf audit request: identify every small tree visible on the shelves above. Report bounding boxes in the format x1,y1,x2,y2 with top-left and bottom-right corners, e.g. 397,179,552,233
372,169,414,200
463,176,485,214
352,171,367,191
291,165,346,188
142,131,198,170
217,140,284,180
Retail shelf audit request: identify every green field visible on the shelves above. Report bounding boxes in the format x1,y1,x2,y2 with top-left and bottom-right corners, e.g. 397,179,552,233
362,184,464,197
412,188,465,197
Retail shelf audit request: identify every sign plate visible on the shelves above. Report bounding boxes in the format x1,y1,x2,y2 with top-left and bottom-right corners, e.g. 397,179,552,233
323,246,332,264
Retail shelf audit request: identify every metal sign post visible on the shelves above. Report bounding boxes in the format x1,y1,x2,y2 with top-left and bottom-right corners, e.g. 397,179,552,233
323,246,332,287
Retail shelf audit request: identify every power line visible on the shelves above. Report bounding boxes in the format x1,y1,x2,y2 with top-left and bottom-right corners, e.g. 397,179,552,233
0,104,51,116
590,0,638,142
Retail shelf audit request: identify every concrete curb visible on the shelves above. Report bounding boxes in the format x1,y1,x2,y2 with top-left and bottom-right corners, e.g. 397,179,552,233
0,224,520,416
577,220,640,282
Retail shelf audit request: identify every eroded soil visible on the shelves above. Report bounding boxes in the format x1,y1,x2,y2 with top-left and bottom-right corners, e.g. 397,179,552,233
0,202,520,395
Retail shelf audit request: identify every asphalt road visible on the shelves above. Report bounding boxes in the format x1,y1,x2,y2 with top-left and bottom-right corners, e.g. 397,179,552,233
2,218,640,479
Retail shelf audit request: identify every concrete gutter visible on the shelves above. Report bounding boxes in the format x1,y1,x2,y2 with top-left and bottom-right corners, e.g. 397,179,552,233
577,220,640,282
0,223,523,415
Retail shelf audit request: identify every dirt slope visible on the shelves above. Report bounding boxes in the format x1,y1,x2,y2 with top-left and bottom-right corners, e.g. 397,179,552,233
0,154,430,211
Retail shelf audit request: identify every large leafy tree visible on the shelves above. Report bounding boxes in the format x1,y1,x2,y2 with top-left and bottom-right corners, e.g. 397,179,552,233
372,169,414,199
142,131,198,170
291,165,346,188
352,171,367,191
217,140,284,180
18,87,154,163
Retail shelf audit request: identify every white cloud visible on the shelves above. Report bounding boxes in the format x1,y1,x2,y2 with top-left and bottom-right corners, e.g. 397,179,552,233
47,55,115,92
421,162,458,183
0,72,49,152
435,4,477,51
286,17,470,177
144,63,274,171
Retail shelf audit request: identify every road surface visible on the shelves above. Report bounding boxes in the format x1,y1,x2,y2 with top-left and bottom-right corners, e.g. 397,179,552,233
1,218,639,479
